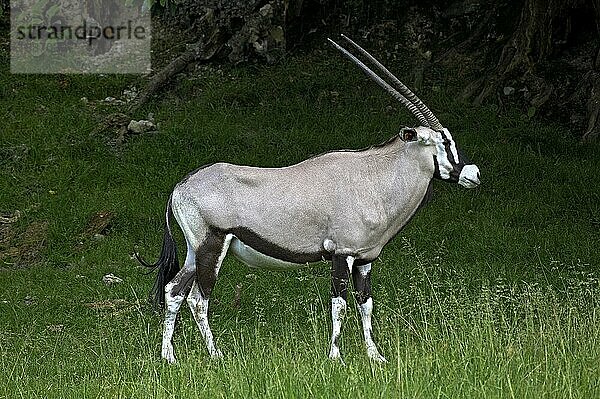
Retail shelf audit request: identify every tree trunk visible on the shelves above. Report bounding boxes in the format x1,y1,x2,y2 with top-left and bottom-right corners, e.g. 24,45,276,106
98,0,291,138
582,49,600,141
455,0,600,141
582,1,600,141
470,0,566,106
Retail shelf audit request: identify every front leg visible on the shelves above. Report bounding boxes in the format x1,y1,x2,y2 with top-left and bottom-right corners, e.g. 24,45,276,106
352,263,386,363
329,254,353,362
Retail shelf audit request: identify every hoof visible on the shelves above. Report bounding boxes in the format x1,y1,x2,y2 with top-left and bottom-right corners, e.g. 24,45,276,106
162,346,177,364
210,348,224,359
328,348,345,365
368,350,387,363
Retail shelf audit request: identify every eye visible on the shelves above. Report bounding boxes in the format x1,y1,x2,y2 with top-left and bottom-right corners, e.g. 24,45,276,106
401,128,417,142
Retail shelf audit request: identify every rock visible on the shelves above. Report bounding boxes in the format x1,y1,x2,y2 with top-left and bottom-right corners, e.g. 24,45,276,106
24,295,37,305
503,86,515,96
123,87,138,102
0,210,21,224
46,324,64,332
259,3,273,17
127,119,157,134
102,96,126,105
102,273,124,285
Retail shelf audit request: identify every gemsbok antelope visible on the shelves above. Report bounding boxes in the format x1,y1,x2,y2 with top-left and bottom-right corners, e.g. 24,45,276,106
137,35,481,364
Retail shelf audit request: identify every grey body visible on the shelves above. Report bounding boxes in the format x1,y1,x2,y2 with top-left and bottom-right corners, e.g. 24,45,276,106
172,136,433,266
138,36,480,364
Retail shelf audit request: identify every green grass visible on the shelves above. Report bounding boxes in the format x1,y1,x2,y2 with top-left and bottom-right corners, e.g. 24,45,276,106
1,50,600,398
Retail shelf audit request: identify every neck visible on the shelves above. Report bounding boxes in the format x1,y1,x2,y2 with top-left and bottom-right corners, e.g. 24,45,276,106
362,136,435,242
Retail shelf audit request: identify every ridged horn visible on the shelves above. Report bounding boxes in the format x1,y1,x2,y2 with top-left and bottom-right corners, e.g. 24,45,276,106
327,38,430,127
335,35,444,131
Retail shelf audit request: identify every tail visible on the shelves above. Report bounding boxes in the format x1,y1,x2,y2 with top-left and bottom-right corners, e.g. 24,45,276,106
135,193,180,308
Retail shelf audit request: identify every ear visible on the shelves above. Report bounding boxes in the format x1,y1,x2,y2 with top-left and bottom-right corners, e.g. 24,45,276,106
400,128,417,142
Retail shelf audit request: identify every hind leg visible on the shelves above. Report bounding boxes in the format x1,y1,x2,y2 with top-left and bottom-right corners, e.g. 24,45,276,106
187,231,232,358
162,243,196,363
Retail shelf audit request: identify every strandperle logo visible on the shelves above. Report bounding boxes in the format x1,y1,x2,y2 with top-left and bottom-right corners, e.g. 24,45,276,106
15,20,147,43
10,0,151,74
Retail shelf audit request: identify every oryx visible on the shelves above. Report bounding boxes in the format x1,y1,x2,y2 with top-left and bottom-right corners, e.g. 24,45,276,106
137,35,481,364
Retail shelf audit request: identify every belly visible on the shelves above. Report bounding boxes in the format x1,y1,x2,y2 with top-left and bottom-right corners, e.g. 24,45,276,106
229,237,324,270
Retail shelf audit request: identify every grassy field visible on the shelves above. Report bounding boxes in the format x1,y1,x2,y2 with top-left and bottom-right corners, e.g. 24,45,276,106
1,47,600,398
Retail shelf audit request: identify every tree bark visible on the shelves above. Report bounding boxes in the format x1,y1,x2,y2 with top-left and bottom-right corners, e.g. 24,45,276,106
452,0,600,140
583,1,600,141
470,0,565,106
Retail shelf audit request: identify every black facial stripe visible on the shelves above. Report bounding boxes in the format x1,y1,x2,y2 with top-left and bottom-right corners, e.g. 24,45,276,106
439,131,457,165
332,334,340,348
450,165,462,180
433,155,441,179
433,153,462,182
436,131,468,183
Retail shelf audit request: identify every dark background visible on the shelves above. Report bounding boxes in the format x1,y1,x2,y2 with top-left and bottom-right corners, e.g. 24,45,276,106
2,0,598,140
151,0,600,141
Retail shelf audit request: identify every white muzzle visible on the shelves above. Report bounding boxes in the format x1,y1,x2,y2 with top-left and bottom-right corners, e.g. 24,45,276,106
458,164,481,188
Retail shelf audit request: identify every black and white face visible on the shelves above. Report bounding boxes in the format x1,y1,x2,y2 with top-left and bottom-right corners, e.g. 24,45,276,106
401,126,481,188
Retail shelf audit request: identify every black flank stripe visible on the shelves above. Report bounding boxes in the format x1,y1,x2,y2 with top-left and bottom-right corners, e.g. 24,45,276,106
227,226,372,266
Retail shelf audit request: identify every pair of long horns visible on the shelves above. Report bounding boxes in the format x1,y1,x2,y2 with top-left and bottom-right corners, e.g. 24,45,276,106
328,34,444,131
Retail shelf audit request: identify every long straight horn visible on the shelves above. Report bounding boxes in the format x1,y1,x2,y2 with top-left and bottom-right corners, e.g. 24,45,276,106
339,34,444,131
327,38,430,127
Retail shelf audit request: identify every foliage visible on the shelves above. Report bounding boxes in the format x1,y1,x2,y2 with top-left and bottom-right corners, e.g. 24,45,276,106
1,51,600,397
0,0,7,19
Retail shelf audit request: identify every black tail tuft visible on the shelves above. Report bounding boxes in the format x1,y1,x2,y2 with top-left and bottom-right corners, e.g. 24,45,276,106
135,195,180,308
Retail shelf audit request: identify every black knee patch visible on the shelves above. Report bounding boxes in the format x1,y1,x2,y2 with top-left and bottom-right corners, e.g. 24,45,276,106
331,255,350,300
352,267,372,305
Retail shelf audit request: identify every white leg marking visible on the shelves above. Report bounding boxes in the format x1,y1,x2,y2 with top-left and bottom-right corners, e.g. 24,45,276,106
187,234,232,359
358,297,387,363
356,262,371,276
214,234,233,277
162,282,186,364
329,296,347,362
346,256,354,275
329,255,353,362
355,263,386,362
187,282,222,358
161,243,196,364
